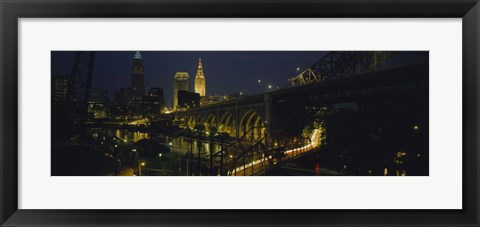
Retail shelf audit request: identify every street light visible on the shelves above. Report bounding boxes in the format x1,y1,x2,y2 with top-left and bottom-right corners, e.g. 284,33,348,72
255,79,262,94
138,161,146,176
169,141,182,175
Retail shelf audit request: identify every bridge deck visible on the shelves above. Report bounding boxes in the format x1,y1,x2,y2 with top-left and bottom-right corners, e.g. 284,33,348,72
173,62,428,114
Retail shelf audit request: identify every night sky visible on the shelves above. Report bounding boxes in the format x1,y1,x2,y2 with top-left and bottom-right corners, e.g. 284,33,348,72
51,51,327,108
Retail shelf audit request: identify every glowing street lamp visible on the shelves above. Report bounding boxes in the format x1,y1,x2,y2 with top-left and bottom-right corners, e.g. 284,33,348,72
168,141,181,175
255,79,262,94
138,161,146,176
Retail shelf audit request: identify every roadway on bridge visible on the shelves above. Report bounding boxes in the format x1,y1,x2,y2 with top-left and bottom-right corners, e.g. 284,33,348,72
231,128,322,176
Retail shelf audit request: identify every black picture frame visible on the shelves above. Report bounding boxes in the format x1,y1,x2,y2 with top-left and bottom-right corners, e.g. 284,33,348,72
1,0,479,226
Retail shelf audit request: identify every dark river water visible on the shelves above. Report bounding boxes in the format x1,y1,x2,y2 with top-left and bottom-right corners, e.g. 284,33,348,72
100,128,224,155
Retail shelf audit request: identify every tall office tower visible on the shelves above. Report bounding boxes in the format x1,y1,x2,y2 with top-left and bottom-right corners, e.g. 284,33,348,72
194,58,206,97
131,51,145,99
173,72,190,109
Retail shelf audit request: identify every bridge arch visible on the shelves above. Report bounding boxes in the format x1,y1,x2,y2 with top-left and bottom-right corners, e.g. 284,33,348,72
219,112,236,137
239,110,265,141
187,115,195,129
205,113,218,131
195,114,205,127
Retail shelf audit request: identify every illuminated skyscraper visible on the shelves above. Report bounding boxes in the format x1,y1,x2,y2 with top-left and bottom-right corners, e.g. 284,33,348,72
131,51,145,99
173,72,190,109
194,58,206,97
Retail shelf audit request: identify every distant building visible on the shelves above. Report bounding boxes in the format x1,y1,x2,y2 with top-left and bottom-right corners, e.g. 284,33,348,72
141,96,163,115
173,72,190,109
114,88,132,106
142,87,164,115
131,51,145,100
52,75,69,102
111,88,133,119
194,58,206,97
149,87,164,98
178,90,200,109
88,88,108,119
90,88,107,103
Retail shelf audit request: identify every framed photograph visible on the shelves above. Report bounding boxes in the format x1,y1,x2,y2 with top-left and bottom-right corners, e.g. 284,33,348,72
1,0,478,226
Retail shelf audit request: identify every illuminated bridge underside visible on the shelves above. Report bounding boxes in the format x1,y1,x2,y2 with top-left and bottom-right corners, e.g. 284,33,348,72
173,63,428,141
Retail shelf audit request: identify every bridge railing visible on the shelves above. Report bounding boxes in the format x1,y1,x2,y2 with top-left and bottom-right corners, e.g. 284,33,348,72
207,126,261,175
207,126,316,176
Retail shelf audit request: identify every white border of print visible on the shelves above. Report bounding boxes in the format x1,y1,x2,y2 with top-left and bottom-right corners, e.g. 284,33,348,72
18,18,461,209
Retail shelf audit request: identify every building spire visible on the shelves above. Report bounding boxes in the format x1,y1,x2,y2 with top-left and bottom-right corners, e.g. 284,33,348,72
134,51,142,60
196,58,204,78
194,58,206,97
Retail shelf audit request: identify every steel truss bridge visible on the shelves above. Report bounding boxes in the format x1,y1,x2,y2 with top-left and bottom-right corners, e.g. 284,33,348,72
60,51,96,122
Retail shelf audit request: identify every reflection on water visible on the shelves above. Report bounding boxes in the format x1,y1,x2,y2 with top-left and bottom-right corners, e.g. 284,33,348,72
159,136,223,155
101,129,224,155
101,128,150,144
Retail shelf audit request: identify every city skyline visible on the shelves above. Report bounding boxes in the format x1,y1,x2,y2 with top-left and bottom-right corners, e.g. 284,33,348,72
51,51,328,108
